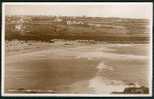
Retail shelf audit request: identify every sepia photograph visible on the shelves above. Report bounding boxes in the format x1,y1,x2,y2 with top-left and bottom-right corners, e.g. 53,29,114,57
1,2,153,97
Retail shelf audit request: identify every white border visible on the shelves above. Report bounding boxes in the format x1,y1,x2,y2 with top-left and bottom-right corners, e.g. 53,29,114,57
2,2,153,5
1,2,153,97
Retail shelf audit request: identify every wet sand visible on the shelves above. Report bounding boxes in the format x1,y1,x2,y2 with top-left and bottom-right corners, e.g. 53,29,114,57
5,50,99,93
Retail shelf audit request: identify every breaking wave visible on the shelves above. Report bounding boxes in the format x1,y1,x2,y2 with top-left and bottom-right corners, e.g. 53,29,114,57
88,62,127,94
89,76,127,94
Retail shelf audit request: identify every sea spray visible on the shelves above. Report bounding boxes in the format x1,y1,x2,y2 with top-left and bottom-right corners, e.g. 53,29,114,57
89,62,127,94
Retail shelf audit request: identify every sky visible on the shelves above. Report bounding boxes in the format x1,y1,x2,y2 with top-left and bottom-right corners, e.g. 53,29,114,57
4,3,153,19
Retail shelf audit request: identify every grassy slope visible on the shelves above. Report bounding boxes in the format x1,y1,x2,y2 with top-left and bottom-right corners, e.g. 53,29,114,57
5,16,150,43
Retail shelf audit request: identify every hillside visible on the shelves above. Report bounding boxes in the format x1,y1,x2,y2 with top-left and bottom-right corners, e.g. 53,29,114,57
5,15,150,43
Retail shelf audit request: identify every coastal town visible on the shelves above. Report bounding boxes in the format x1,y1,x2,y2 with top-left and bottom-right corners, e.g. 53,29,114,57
6,15,149,43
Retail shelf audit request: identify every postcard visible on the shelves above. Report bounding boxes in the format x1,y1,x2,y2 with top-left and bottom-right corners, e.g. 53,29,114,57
1,2,153,97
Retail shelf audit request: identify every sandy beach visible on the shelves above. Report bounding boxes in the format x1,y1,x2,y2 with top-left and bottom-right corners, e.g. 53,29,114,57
4,40,150,94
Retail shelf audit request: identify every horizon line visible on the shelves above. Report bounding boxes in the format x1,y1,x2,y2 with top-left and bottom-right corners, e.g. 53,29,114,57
5,15,150,20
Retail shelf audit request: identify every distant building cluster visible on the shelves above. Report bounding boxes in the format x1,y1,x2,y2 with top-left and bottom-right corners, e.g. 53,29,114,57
6,15,149,28
66,20,84,25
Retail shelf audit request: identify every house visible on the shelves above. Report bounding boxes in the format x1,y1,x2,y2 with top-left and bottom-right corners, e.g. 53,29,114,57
66,20,84,25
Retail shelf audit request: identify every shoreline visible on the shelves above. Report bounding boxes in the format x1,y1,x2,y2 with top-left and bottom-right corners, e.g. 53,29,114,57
4,40,150,94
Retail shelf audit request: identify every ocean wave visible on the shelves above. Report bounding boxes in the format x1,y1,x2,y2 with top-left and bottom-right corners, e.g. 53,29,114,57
89,76,127,94
97,62,114,72
76,51,147,61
